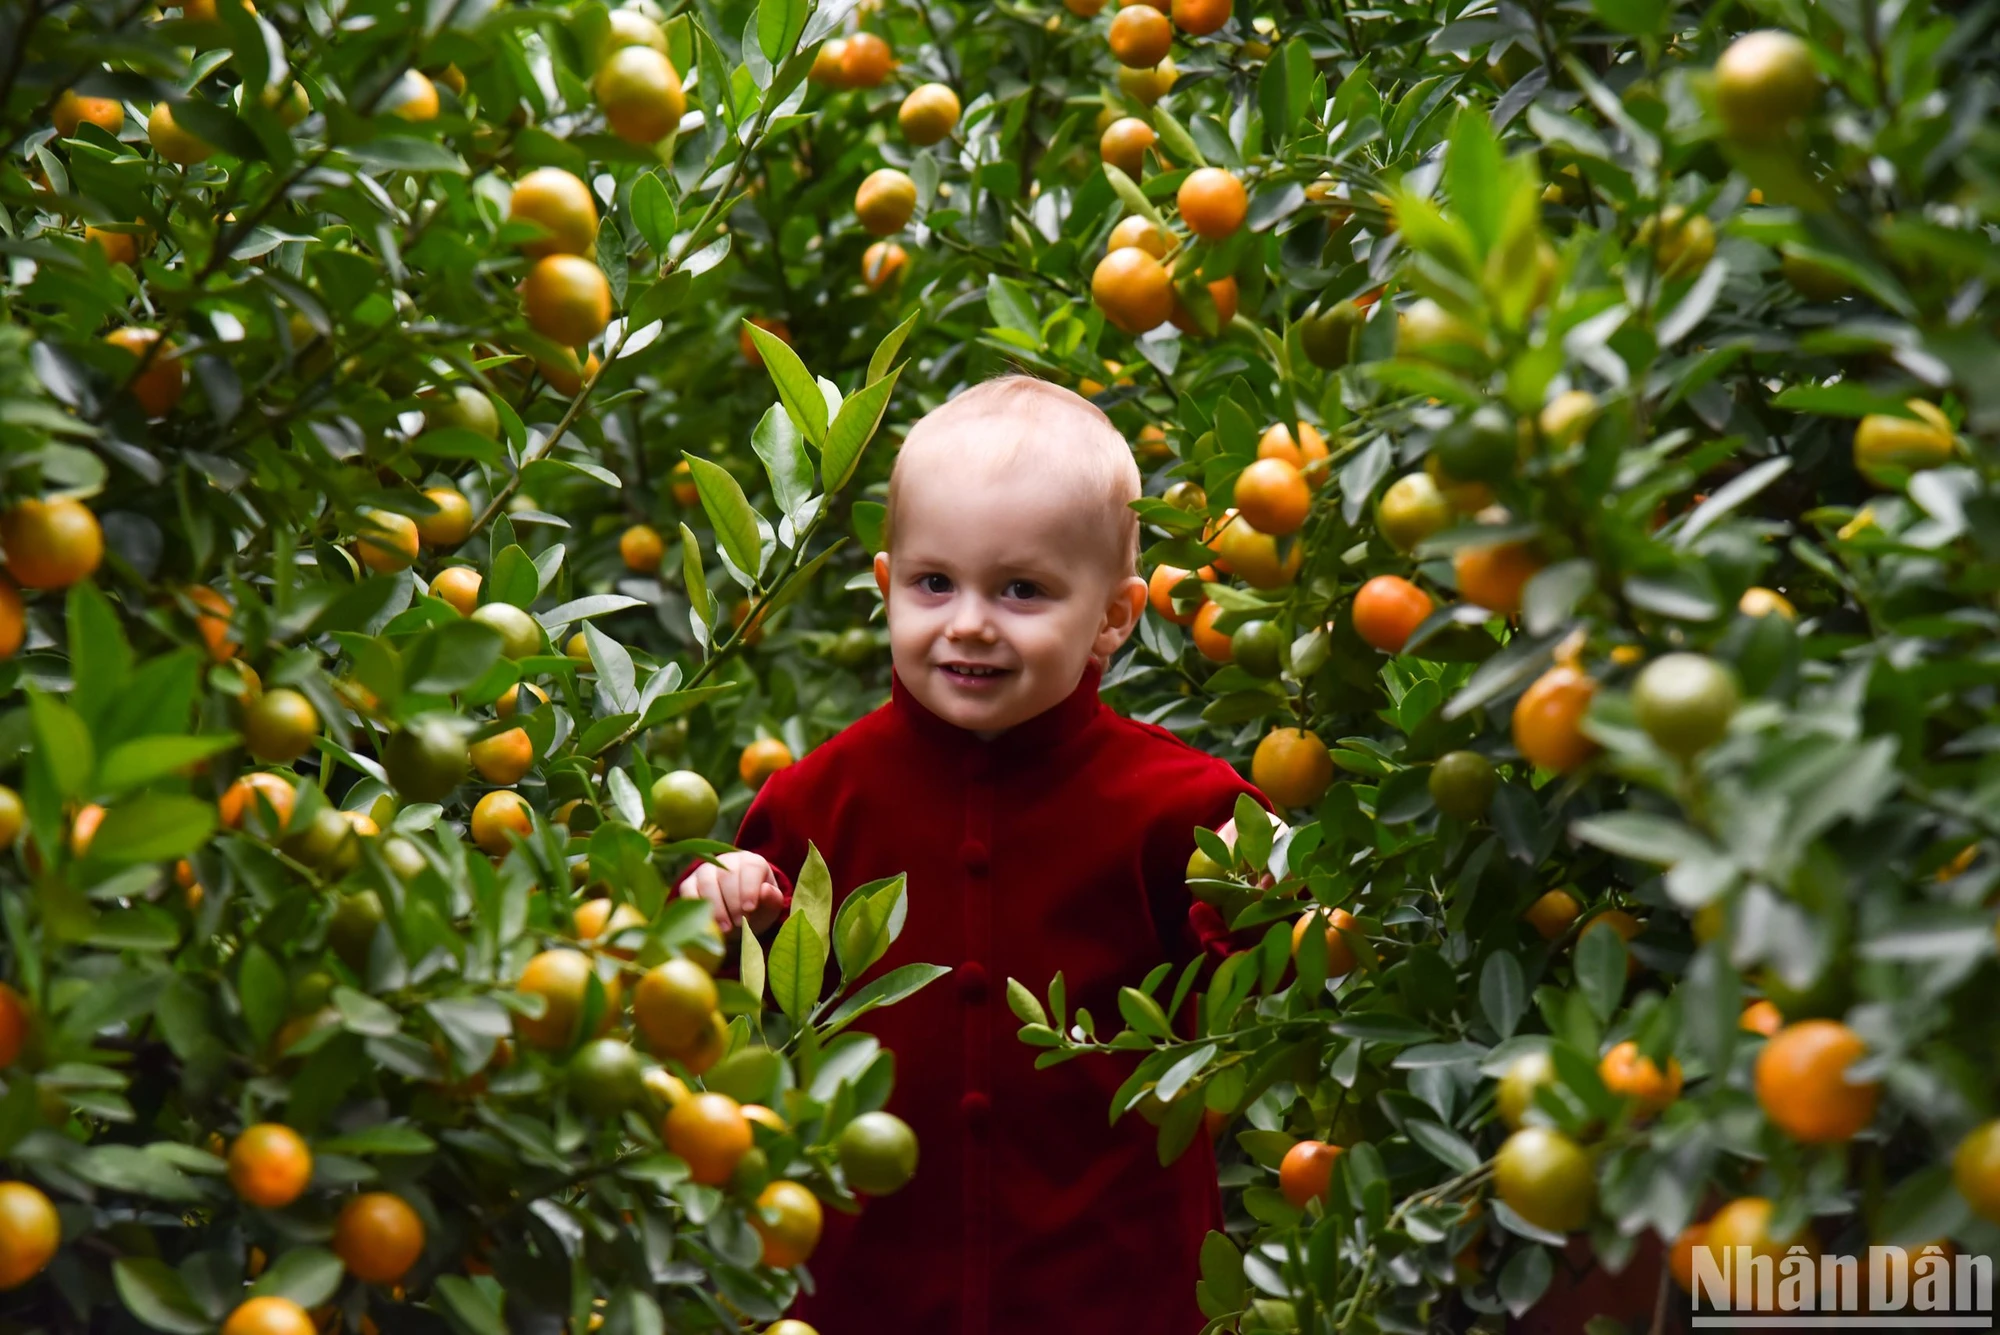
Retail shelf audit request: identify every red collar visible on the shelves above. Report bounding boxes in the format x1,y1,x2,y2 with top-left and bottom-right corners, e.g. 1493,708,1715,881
890,663,1104,762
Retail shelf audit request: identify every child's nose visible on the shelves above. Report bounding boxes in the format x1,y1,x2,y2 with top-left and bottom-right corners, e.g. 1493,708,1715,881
945,596,996,641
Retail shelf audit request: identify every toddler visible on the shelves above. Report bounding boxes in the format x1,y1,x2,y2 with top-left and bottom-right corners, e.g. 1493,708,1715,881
681,376,1258,1335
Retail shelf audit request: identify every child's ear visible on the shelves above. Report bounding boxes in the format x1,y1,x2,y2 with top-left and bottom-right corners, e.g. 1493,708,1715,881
1093,575,1148,657
873,551,890,599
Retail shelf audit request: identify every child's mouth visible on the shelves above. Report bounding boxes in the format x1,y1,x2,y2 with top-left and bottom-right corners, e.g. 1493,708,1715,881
938,662,1009,683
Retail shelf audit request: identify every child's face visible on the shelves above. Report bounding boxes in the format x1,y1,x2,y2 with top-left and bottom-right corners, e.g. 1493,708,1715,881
874,457,1144,738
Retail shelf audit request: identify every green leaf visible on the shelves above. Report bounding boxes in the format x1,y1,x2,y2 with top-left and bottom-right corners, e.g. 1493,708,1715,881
539,594,646,627
1155,1042,1215,1103
1150,105,1206,170
311,575,406,634
1521,559,1594,637
742,320,826,447
792,842,833,941
28,688,93,799
1407,1119,1482,1174
1259,54,1297,152
1875,1164,1972,1247
1675,456,1790,549
636,684,738,731
822,362,902,493
739,914,766,1005
756,0,808,64
169,96,264,160
405,620,504,693
488,544,540,607
434,1276,509,1335
238,944,286,1049
833,875,904,981
1498,1244,1554,1314
1233,793,1272,868
1445,107,1504,256
1103,163,1164,228
87,906,181,951
1589,0,1667,35
315,1123,437,1155
695,22,734,128
851,501,886,554
1281,38,1315,129
1200,1231,1246,1309
113,1258,211,1335
1479,952,1526,1041
1006,976,1048,1027
679,523,715,633
868,309,919,386
1622,570,1721,622
89,796,218,863
1574,922,1628,1024
751,404,813,523
1328,1013,1436,1044
68,581,132,726
986,275,1040,337
96,734,238,795
823,962,951,1032
583,622,638,712
77,1145,204,1201
629,268,692,329
332,985,402,1037
705,1046,782,1104
1118,986,1172,1039
248,1247,345,1307
684,455,764,581
412,426,506,465
426,996,511,1074
344,138,467,173
0,1079,37,1159
768,912,827,1027
629,171,677,254
1770,382,1917,419
1569,812,1716,866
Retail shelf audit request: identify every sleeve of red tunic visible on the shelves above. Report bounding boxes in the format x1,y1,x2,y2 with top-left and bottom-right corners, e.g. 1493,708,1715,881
1132,727,1270,979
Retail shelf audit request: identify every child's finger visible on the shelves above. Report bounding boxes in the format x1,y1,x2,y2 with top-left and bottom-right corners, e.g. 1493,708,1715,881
746,874,789,933
728,869,766,927
681,864,734,930
675,864,710,901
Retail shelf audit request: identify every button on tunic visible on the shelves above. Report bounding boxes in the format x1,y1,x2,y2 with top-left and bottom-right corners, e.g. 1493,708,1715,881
735,667,1259,1335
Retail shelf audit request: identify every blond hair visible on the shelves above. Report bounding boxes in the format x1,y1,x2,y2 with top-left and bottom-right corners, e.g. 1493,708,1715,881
883,375,1141,571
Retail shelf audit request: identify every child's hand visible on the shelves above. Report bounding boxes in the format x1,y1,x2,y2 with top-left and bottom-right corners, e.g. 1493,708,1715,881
677,851,787,935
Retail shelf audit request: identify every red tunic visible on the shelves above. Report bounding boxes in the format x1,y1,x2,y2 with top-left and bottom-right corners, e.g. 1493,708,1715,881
735,666,1259,1335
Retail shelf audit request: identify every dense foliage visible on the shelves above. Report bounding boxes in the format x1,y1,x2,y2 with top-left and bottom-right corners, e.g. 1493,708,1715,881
5,0,2000,1331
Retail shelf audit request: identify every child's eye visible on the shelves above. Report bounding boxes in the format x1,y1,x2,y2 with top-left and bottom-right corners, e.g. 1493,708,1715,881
1003,580,1041,600
917,573,952,594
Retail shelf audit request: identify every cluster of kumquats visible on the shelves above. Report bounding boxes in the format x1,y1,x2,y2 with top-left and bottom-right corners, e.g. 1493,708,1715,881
11,0,2000,1325
0,477,910,1333
972,4,2000,1325
8,0,939,1323
829,45,960,297
75,4,691,415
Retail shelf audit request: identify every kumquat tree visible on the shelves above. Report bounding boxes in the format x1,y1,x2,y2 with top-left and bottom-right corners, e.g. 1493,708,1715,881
3,0,2000,1328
